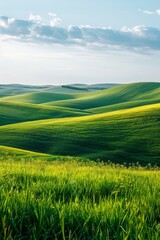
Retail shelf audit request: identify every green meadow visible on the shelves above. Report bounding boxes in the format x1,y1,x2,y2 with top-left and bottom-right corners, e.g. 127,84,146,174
0,82,160,165
0,149,160,240
0,82,160,239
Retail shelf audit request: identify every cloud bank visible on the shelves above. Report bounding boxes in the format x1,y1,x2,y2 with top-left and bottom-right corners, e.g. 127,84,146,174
0,14,160,52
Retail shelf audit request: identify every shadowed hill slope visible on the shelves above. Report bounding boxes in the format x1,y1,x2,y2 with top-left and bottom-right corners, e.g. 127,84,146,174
0,146,86,161
0,101,89,126
0,92,76,104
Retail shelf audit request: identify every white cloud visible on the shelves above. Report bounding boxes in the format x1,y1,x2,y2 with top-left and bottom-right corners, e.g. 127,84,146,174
8,18,15,25
28,13,61,27
0,15,160,52
48,12,61,27
156,9,160,15
29,14,43,23
143,10,155,15
121,25,147,36
139,8,160,16
0,20,7,27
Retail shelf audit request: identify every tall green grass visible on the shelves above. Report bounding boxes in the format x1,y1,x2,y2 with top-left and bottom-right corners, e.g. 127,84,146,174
0,156,160,239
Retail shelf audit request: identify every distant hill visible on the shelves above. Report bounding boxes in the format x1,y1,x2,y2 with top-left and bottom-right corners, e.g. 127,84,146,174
46,82,160,109
0,83,121,97
62,83,120,91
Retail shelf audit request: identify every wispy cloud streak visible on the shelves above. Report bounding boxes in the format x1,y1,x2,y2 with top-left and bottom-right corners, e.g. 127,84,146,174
139,8,160,16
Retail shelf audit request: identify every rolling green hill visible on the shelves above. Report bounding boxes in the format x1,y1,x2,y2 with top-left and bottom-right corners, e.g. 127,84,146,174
0,145,51,159
0,103,159,165
45,82,160,110
0,101,88,126
0,82,160,165
0,84,58,97
0,83,119,98
0,92,76,104
90,98,160,114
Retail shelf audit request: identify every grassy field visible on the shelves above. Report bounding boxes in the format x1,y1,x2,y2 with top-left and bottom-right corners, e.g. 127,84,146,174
0,82,160,239
0,150,160,240
0,103,159,164
0,82,160,165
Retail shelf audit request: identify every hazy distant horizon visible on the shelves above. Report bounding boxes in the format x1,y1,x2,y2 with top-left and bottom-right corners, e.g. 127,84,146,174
1,82,122,86
1,81,160,87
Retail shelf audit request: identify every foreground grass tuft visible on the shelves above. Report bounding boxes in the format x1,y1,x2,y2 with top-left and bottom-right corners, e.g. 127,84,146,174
0,157,160,239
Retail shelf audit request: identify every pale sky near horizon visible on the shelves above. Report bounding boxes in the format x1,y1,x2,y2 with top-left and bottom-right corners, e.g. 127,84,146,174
0,1,160,85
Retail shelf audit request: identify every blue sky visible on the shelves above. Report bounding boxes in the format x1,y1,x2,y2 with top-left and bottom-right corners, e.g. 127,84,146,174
0,0,160,85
